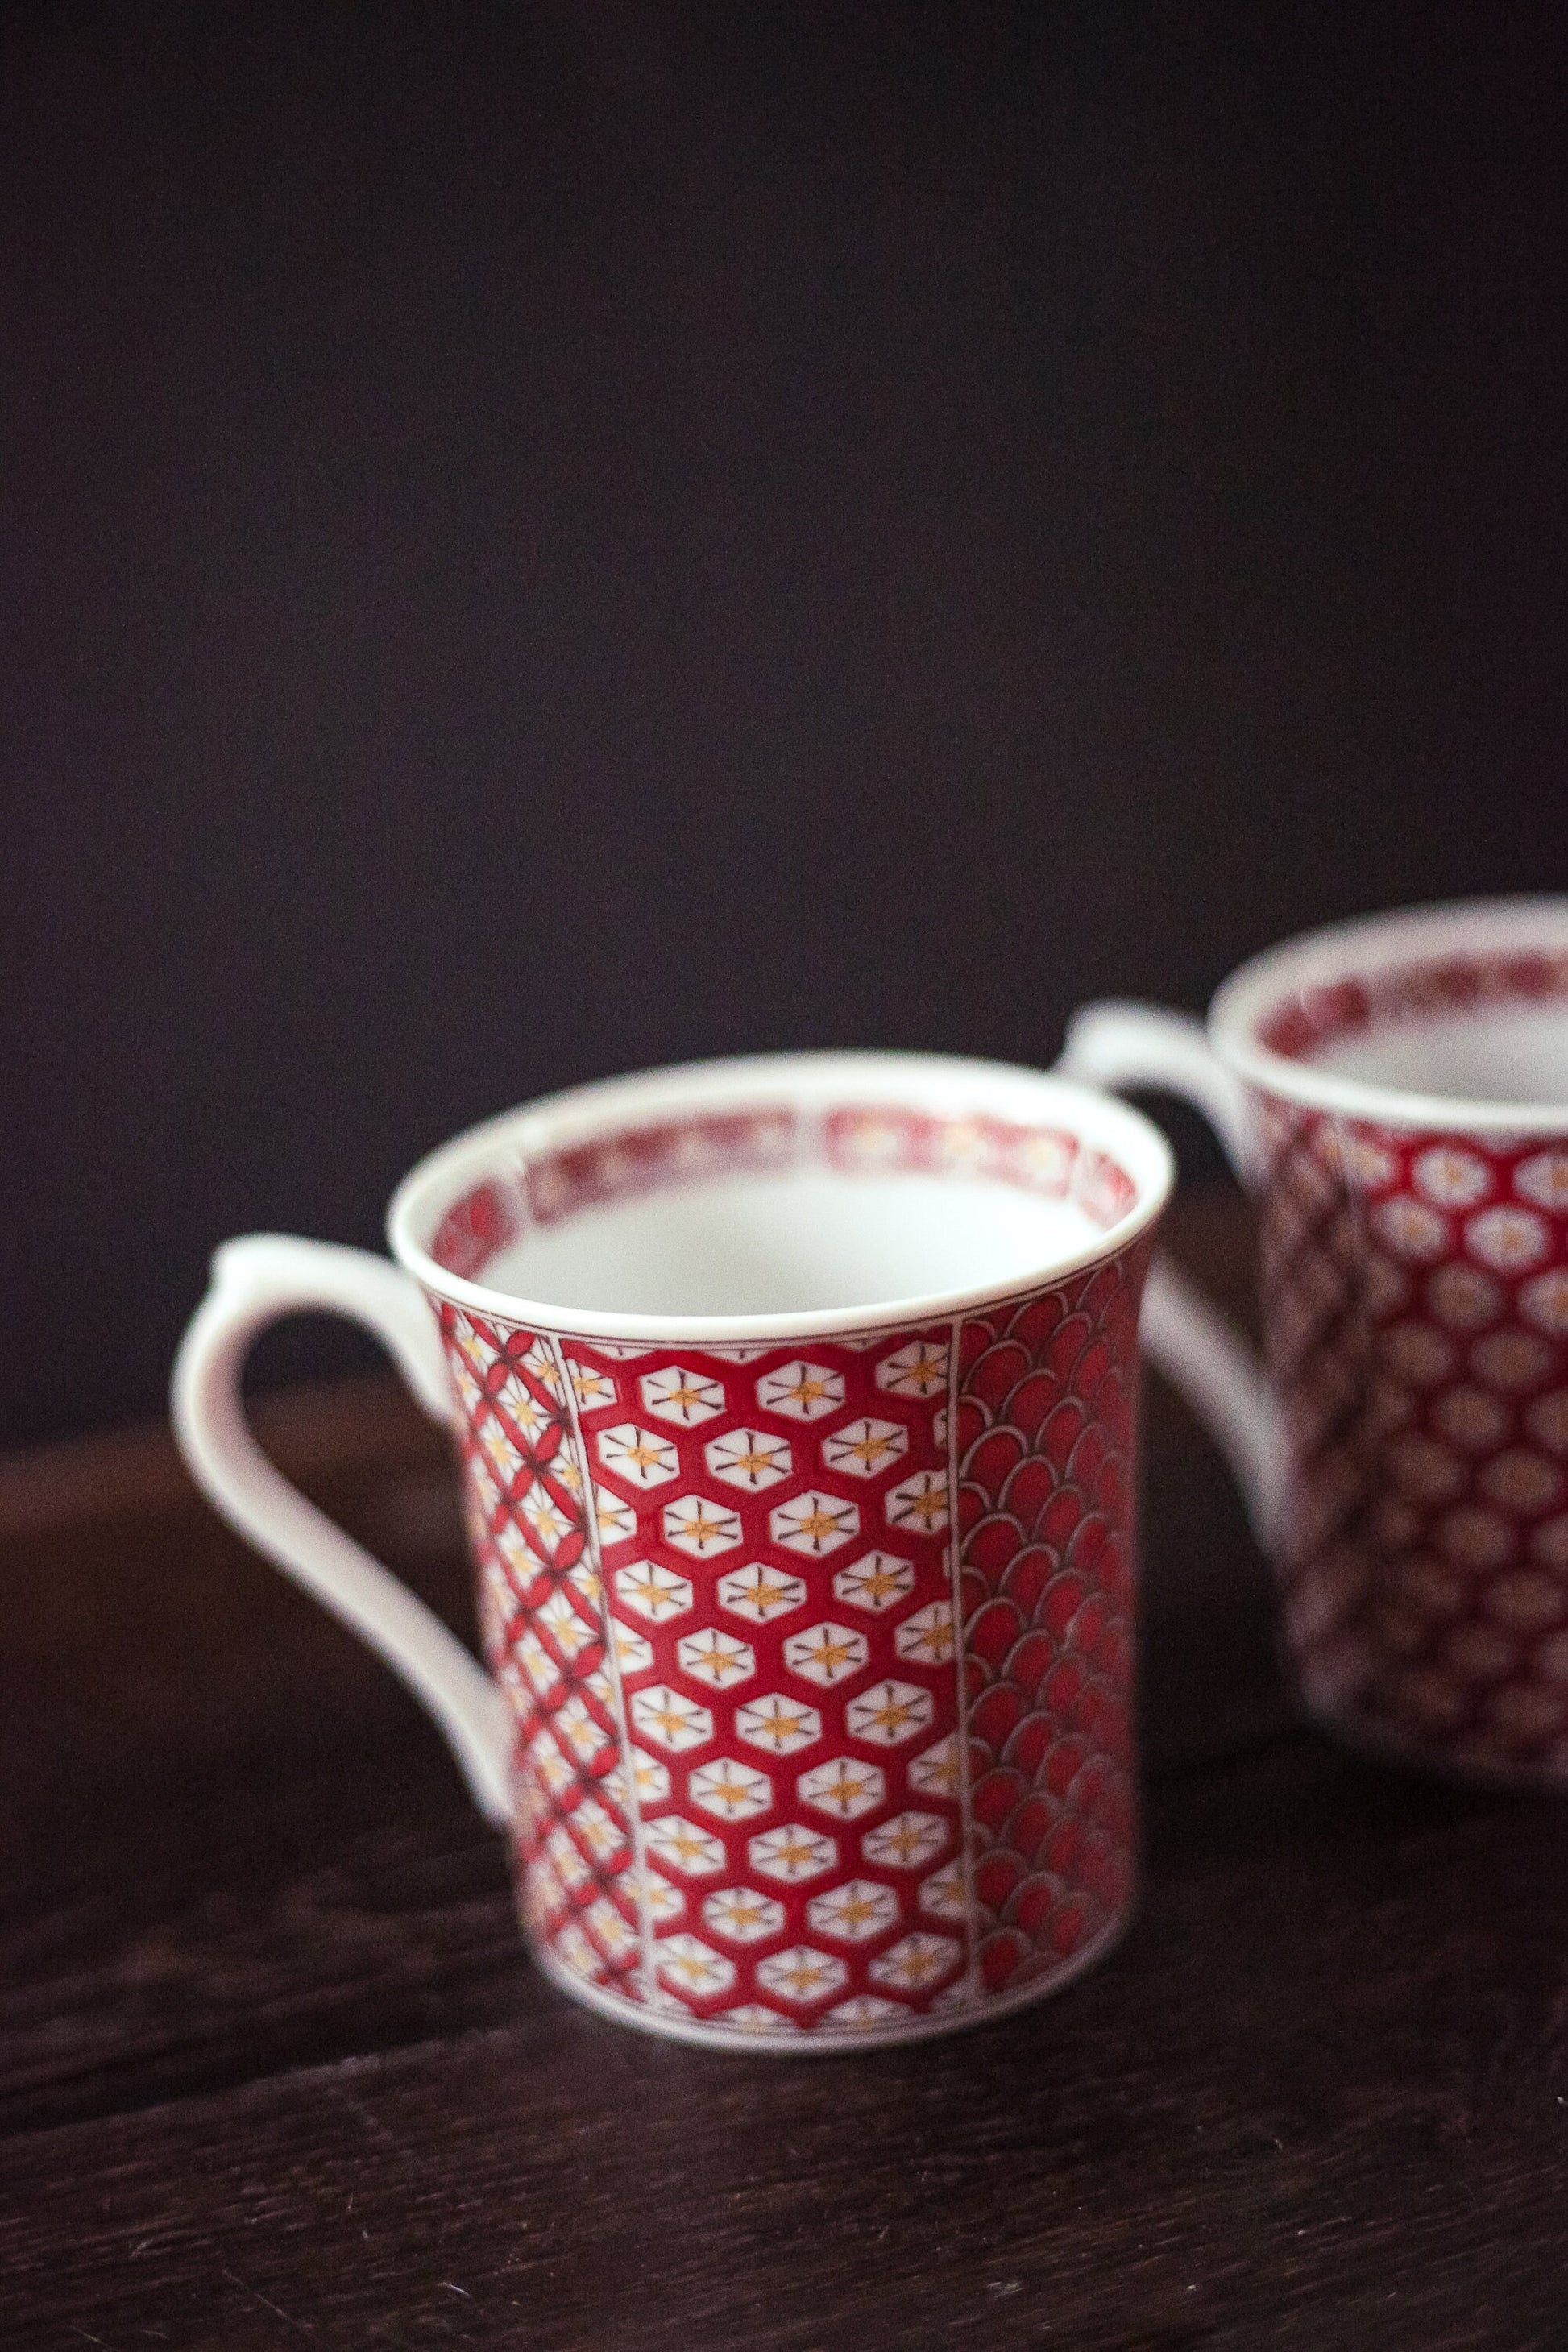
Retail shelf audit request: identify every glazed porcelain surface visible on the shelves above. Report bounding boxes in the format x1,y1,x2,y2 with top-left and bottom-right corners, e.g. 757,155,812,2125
176,1052,1173,2050
1063,898,1568,1786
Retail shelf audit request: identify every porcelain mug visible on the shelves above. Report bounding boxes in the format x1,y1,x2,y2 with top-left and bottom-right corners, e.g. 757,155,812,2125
173,1052,1173,2051
1059,897,1568,1786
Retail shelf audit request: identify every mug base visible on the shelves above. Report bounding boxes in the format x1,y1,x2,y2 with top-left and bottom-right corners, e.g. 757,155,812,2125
527,1905,1133,2055
1305,1699,1568,1794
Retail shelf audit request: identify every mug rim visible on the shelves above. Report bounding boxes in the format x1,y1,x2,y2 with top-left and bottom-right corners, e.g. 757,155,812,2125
385,1048,1174,1343
1209,894,1568,1134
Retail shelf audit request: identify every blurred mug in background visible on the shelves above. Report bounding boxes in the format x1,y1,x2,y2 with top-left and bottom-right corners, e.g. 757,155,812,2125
1062,898,1568,1786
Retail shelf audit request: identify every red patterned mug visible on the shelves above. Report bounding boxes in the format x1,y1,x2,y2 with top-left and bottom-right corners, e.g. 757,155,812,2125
173,1053,1172,2050
1060,898,1568,1786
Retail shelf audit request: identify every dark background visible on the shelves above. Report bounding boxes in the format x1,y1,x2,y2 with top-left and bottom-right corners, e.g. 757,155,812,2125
2,0,1564,1447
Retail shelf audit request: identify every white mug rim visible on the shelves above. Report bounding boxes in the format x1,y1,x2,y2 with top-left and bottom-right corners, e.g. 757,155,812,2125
386,1048,1173,1344
1209,894,1568,1135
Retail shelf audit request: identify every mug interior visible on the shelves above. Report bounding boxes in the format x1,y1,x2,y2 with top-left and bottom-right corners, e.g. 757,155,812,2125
1212,898,1568,1127
388,1054,1171,1334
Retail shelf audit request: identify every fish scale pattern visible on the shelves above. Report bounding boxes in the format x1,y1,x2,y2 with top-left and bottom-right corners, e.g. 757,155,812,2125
425,1097,1154,2038
435,1267,1152,2037
953,1247,1147,1993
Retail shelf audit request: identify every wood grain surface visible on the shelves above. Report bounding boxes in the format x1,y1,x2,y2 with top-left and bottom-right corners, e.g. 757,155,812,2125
2,1192,1566,2350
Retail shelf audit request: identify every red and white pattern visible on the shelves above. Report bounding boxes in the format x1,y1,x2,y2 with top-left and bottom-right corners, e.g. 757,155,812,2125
442,1315,645,2001
436,1238,1149,2043
1257,947,1568,1064
955,1254,1143,1994
430,1101,1139,1282
1253,1101,1568,1781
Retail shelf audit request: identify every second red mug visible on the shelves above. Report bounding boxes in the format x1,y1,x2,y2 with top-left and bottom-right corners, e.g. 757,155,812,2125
1063,896,1568,1787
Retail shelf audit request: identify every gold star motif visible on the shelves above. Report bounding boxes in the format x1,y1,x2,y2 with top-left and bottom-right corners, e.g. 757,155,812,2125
770,1835,820,1872
746,1575,796,1612
716,1894,769,1931
685,1632,747,1676
891,1945,944,1984
826,1889,884,1933
799,1630,861,1677
657,1824,710,1866
773,1957,832,1995
865,1696,919,1737
677,1508,731,1549
910,1746,956,1792
745,1700,815,1749
898,1485,947,1529
818,1765,877,1810
845,1562,907,1605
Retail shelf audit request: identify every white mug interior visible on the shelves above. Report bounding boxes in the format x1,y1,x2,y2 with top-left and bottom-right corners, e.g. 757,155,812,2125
388,1052,1172,1338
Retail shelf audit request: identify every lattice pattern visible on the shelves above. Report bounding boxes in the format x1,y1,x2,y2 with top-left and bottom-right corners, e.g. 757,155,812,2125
1254,1105,1568,1777
436,1239,1151,2040
442,1310,643,1998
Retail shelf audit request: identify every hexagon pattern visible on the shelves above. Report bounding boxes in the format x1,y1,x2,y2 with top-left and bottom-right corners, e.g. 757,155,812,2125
433,1104,1150,2039
562,1317,968,2032
1252,1093,1568,1778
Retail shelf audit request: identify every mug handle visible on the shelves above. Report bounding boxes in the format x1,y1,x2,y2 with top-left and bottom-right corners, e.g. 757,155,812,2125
171,1234,512,1826
1056,1003,1285,1551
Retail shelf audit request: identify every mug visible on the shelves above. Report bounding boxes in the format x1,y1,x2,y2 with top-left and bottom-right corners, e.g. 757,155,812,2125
173,1052,1172,2051
1059,897,1568,1787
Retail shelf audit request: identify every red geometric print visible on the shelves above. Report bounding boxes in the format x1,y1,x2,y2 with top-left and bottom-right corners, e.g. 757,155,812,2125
435,1251,1151,2042
440,1309,644,2001
955,1249,1146,1997
1257,946,1568,1064
563,1330,965,2035
429,1100,1141,1283
424,1093,1155,2038
821,1103,1137,1229
1253,1101,1568,1779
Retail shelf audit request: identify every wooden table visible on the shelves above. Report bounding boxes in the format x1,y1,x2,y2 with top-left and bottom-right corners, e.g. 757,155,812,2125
2,1192,1564,2350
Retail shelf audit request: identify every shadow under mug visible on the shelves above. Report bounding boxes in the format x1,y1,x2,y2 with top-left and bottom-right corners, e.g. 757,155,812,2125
1060,896,1568,1787
173,1052,1173,2051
